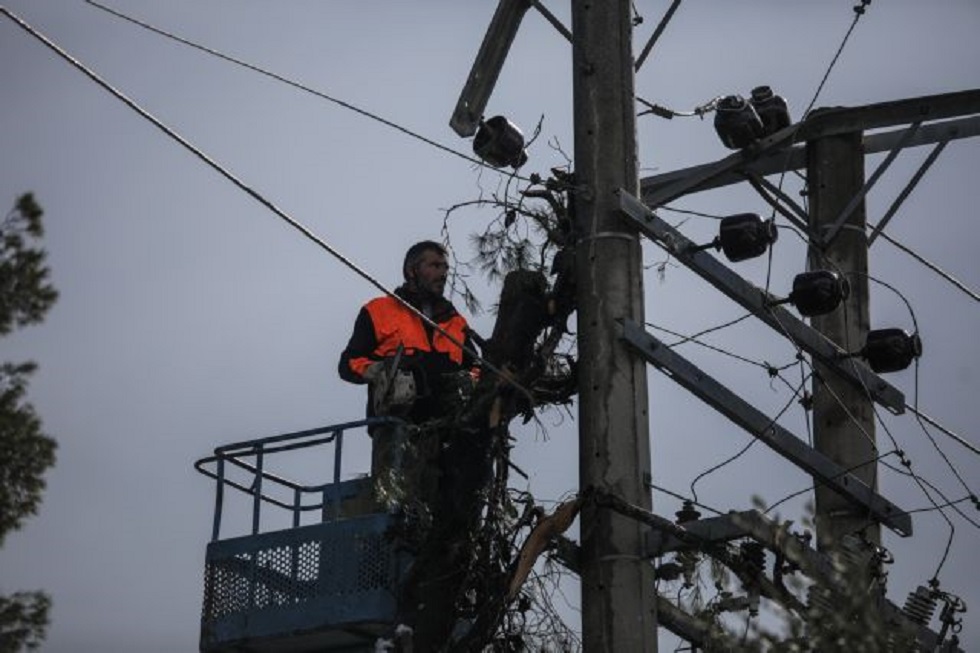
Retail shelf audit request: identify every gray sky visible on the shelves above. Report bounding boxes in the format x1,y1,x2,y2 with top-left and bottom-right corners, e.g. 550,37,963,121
2,1,978,651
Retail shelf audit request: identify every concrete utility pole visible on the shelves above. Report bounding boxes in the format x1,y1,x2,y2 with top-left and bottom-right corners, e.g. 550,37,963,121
806,131,881,550
571,1,657,650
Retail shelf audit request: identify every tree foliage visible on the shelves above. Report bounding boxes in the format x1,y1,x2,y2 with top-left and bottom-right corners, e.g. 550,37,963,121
0,362,56,545
0,592,50,652
0,193,58,336
0,193,57,652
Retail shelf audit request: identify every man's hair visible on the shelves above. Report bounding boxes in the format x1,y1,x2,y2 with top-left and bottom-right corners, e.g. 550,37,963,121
402,240,447,281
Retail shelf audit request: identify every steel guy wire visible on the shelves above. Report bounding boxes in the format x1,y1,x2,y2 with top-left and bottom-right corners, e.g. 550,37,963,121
83,0,529,181
1,6,537,405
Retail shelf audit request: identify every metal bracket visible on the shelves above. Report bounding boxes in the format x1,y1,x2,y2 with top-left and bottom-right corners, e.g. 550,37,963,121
621,320,912,537
642,122,802,209
743,170,815,239
868,139,949,245
639,99,980,202
449,0,533,137
617,189,906,414
821,122,921,245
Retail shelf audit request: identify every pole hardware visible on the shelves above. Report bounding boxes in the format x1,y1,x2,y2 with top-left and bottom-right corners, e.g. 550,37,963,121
620,319,913,537
841,328,923,374
767,269,850,317
684,213,778,263
617,189,906,414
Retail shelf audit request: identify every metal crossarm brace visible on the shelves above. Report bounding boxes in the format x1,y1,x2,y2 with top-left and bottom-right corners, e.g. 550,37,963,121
617,189,906,414
868,139,949,245
646,512,754,557
620,320,913,536
449,0,532,137
640,112,980,203
641,122,801,209
744,170,813,237
645,509,835,582
821,122,921,245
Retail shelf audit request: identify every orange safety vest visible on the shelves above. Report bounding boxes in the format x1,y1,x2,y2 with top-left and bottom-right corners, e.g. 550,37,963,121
347,295,469,378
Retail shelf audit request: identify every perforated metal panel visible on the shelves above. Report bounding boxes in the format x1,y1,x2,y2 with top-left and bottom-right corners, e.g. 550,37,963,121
201,514,408,652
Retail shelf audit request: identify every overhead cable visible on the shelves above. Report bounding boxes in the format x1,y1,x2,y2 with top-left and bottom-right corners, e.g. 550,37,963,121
1,7,535,403
904,405,980,457
874,228,980,304
83,0,509,175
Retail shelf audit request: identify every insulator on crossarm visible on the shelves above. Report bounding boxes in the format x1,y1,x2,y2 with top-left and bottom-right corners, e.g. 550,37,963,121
903,585,938,626
739,540,766,577
675,500,701,524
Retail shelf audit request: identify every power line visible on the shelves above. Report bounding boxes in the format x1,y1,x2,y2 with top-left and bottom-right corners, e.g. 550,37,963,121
913,362,978,498
800,0,872,122
874,228,980,304
0,6,535,403
905,404,980,457
645,321,795,375
689,370,813,502
83,0,509,175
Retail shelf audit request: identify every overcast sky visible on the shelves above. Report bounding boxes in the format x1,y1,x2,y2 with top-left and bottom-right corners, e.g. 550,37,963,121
1,1,978,651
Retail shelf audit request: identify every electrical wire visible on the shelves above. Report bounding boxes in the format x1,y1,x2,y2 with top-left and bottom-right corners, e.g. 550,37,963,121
900,495,977,518
636,95,721,120
904,405,980,457
645,321,795,375
800,1,872,123
882,460,980,530
871,403,957,578
762,0,874,257
83,0,517,177
0,6,537,404
645,480,725,517
659,205,726,220
763,449,898,516
873,228,980,304
860,272,978,495
912,360,978,497
666,313,754,348
689,370,813,503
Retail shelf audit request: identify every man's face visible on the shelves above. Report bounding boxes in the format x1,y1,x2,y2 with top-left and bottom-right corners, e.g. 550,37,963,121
411,250,449,297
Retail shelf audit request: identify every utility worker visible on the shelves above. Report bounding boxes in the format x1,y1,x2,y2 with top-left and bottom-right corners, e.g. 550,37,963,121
338,240,476,421
338,240,478,495
340,241,490,650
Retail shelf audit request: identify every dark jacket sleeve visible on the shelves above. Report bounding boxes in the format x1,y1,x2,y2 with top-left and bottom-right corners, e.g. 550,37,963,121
338,307,378,384
462,328,480,371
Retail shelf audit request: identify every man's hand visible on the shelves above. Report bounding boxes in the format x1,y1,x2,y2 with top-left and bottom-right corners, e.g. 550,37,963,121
362,362,385,382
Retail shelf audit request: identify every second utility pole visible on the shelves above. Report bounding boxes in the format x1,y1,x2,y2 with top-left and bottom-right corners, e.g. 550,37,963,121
572,1,657,650
807,132,881,551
